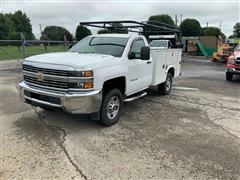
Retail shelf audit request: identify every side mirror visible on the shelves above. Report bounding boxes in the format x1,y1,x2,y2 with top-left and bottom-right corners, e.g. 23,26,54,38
140,46,150,60
128,52,136,59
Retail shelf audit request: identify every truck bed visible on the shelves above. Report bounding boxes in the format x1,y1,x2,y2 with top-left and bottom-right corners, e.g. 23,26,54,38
150,48,182,86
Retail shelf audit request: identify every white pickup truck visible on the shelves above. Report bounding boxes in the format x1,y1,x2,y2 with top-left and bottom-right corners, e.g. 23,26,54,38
18,33,182,126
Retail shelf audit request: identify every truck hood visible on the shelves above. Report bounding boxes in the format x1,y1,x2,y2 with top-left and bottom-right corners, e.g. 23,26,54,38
24,52,119,70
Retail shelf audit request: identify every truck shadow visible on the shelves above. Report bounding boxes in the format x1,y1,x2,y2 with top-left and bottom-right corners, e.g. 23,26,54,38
39,109,102,131
15,107,101,141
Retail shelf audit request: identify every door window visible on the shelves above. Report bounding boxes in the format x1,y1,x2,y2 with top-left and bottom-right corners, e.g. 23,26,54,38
129,38,145,59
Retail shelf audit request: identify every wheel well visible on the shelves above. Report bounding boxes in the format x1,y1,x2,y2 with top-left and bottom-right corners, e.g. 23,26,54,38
103,77,126,95
168,67,175,77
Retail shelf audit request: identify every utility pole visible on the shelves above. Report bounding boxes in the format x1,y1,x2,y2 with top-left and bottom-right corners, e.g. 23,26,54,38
39,24,43,39
175,15,178,26
219,22,222,31
206,22,208,28
180,14,182,24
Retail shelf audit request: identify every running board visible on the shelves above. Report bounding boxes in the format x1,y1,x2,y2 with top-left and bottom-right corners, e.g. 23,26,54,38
124,91,147,102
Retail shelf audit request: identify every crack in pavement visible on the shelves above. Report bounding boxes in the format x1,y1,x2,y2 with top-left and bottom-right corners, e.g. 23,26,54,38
145,96,240,140
31,106,88,180
161,95,240,112
12,73,87,179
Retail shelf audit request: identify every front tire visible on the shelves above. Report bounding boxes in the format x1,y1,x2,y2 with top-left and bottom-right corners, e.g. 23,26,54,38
158,73,172,95
99,89,123,126
226,72,233,81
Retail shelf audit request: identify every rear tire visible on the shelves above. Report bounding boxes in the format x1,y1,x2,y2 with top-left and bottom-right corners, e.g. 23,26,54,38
99,89,123,126
158,73,172,95
226,72,233,81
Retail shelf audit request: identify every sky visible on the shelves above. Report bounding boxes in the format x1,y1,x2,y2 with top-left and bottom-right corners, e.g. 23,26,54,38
1,0,239,38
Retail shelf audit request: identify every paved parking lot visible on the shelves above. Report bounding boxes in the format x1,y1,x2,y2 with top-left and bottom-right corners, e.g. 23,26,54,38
1,57,240,179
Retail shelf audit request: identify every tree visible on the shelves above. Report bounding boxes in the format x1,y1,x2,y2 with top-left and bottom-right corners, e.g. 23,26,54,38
0,11,34,40
233,22,240,38
75,25,91,41
179,18,201,36
111,23,128,33
0,13,13,40
98,29,111,34
148,14,175,26
9,11,34,39
41,26,71,41
146,14,176,36
97,23,127,34
201,27,224,36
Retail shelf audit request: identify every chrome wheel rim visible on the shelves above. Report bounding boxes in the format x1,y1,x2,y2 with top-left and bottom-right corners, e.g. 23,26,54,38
107,96,120,120
165,76,171,92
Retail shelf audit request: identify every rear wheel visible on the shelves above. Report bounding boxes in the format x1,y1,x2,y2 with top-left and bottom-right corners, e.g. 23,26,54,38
158,73,172,95
99,89,123,126
226,72,233,81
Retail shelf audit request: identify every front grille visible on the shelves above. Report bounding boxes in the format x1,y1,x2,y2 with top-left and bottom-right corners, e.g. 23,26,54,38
22,64,93,91
23,64,69,77
23,64,79,90
24,75,71,89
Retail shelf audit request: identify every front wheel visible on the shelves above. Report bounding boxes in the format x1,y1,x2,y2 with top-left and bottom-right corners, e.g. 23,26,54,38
226,72,233,81
99,89,123,126
158,73,172,95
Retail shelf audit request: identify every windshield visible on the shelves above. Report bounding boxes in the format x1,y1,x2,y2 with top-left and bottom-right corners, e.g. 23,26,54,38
69,36,129,57
149,40,168,48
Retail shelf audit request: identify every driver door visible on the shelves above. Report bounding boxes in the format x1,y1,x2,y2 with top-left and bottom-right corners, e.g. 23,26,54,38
126,38,152,95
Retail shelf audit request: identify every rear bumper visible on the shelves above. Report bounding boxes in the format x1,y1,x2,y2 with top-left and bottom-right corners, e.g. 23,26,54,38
18,81,102,114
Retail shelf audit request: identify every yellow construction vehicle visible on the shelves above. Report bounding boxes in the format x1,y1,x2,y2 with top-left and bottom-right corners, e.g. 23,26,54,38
212,36,233,63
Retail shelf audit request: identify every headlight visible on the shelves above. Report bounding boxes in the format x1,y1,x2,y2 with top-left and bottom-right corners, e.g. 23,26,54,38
69,70,93,77
69,71,94,89
68,70,94,89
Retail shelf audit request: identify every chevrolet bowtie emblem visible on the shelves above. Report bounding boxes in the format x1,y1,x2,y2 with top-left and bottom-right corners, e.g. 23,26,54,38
36,72,44,81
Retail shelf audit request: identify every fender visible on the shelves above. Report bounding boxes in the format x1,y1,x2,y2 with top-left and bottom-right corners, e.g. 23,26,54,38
165,65,175,77
94,63,128,91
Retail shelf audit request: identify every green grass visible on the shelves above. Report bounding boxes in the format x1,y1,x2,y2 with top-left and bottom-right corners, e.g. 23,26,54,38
0,45,67,61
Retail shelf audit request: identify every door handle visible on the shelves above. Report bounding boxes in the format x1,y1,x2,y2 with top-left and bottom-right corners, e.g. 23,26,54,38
147,61,151,64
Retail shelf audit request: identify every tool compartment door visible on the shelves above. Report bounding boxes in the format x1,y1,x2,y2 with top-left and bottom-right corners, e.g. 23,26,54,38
150,48,167,86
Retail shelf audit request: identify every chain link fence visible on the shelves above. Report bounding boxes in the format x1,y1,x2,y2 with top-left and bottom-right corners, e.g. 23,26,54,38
0,33,76,61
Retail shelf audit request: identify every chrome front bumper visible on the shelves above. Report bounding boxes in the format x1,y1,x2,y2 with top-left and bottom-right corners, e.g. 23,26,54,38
226,68,240,75
18,81,102,114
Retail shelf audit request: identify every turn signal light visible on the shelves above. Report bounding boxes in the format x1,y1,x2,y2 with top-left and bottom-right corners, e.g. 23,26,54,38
83,82,93,89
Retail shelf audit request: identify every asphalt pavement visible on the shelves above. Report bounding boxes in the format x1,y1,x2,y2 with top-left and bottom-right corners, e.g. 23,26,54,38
1,57,240,179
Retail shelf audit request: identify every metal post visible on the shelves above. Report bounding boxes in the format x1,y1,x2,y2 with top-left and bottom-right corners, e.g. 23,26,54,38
20,33,26,59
